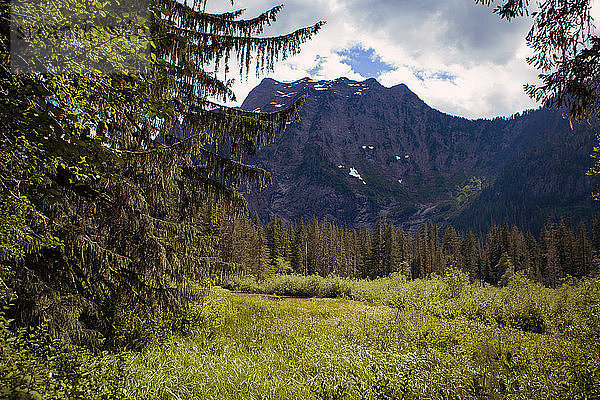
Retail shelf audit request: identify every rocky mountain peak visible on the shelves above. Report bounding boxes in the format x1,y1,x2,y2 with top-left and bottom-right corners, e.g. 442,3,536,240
241,77,598,233
241,77,426,114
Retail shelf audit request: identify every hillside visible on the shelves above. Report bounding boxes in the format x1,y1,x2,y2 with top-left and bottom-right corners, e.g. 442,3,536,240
241,77,600,233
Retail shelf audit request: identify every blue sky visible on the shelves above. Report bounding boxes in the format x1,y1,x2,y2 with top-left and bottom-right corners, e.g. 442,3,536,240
335,46,395,78
206,0,600,118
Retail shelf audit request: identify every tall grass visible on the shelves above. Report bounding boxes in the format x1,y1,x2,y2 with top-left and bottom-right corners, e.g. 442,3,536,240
223,272,600,339
10,273,596,398
123,286,600,399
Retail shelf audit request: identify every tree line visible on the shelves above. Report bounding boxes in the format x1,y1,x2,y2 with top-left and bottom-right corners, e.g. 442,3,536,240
217,213,600,287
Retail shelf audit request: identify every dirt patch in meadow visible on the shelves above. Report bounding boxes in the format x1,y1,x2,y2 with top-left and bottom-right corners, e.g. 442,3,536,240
230,291,310,301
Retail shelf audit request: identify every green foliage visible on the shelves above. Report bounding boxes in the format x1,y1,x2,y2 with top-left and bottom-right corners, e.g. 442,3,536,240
551,277,600,340
122,287,600,399
0,300,128,399
225,272,600,340
498,252,516,286
224,274,353,298
2,275,587,398
1,0,323,348
0,137,64,261
246,213,599,287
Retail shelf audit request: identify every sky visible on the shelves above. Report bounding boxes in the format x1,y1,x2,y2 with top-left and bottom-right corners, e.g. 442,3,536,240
207,0,597,119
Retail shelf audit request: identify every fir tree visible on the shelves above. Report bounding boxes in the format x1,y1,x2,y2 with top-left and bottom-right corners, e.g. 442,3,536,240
461,229,481,279
382,222,400,276
1,0,323,346
291,218,307,275
574,221,590,277
498,251,516,286
541,221,564,287
367,216,384,278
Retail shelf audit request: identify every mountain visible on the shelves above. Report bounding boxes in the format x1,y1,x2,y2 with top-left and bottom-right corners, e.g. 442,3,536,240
241,77,600,234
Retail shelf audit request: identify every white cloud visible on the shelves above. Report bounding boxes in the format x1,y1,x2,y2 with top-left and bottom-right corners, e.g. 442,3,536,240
208,0,544,118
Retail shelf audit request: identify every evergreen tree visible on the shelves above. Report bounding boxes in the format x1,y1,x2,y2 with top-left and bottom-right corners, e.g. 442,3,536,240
484,224,503,283
412,228,427,279
366,216,383,277
541,221,563,287
442,226,462,271
1,0,323,345
253,221,270,279
593,214,600,251
382,222,400,276
396,228,410,264
525,231,543,281
306,216,320,275
461,229,481,280
345,227,359,277
265,217,282,268
426,222,443,276
574,221,590,277
291,218,307,275
357,227,372,278
285,222,296,264
498,251,516,286
558,218,577,277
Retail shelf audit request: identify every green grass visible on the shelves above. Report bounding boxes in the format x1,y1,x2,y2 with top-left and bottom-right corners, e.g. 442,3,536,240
6,274,597,398
122,278,600,399
222,272,600,339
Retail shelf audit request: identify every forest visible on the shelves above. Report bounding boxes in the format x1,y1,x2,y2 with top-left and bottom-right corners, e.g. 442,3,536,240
219,213,599,286
1,0,599,398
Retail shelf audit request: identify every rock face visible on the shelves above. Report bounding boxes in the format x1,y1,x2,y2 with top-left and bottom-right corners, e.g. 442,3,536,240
241,77,599,233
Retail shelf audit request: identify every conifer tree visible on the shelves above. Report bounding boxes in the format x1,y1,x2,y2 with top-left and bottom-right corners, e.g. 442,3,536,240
395,228,409,263
357,227,372,278
1,0,323,345
367,216,384,278
285,221,296,263
593,214,600,251
306,216,320,275
247,214,269,278
574,221,590,277
525,230,543,281
265,217,282,268
382,222,400,276
291,218,307,274
425,222,443,276
484,224,504,283
442,226,462,271
412,229,427,279
461,229,482,279
541,221,563,287
498,251,515,286
346,228,359,278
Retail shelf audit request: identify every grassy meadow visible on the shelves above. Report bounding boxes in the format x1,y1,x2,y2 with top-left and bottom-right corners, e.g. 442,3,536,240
3,272,598,398
120,272,599,399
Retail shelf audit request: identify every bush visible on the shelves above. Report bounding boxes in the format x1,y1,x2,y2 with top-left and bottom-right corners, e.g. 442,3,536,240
221,275,263,293
222,273,600,340
550,278,600,339
0,300,128,399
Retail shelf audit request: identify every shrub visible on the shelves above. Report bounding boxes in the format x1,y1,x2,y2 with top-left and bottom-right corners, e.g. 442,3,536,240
0,300,128,399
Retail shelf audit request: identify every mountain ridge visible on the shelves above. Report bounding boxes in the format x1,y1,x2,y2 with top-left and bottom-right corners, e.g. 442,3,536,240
241,77,599,233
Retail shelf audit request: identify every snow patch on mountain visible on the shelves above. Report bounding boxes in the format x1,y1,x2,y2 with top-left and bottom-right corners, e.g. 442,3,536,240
349,168,366,184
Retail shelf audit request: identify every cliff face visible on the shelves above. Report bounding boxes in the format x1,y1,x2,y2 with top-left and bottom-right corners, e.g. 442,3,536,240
241,77,599,233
